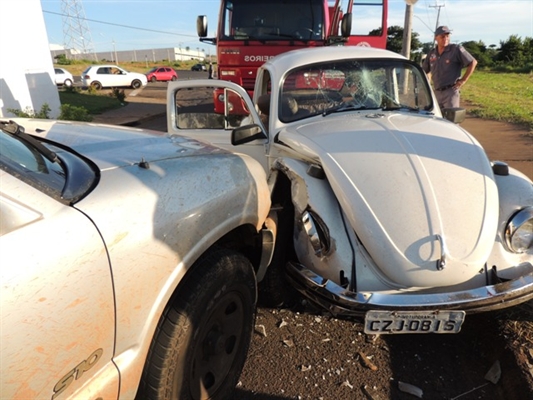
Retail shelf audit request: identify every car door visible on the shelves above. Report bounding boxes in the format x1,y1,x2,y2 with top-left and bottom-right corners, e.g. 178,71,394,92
110,66,130,87
167,80,269,171
0,171,119,399
160,68,169,80
96,66,115,87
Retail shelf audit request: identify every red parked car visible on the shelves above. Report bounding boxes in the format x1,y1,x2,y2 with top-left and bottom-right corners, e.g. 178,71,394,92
145,66,178,82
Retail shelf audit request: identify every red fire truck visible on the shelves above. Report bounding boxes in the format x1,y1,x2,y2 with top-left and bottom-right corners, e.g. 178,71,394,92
197,0,388,96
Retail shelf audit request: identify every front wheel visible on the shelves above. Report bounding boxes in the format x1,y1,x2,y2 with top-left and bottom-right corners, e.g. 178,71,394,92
131,79,142,89
137,247,257,400
171,76,177,81
150,76,157,82
64,79,73,87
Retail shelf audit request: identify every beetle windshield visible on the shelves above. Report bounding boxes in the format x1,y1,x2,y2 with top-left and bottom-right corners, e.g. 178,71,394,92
279,59,434,122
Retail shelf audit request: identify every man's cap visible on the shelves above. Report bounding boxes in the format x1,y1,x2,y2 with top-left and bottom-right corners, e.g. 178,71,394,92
435,26,452,36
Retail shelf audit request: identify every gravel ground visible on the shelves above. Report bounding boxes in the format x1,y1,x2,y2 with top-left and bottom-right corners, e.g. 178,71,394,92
232,298,533,400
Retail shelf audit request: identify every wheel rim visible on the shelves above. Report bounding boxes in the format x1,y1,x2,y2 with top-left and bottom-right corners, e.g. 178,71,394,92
189,291,247,399
151,76,156,82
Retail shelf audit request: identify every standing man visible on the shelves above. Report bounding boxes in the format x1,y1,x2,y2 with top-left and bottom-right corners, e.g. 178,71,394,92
422,26,477,109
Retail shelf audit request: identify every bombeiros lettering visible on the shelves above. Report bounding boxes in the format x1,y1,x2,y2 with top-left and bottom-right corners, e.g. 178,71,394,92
244,55,274,62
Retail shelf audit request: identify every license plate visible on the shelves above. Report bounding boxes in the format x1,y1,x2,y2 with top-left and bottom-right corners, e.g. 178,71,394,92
364,310,466,334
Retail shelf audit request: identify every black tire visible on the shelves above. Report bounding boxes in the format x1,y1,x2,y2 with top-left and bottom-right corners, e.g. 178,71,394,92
64,79,73,87
150,76,157,83
132,79,142,89
91,81,102,90
171,76,177,81
138,247,257,400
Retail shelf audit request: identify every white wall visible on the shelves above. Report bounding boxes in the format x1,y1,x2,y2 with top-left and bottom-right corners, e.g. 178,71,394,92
0,0,61,118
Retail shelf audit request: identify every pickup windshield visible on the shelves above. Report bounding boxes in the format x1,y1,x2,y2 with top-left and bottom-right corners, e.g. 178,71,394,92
221,0,324,41
279,59,434,122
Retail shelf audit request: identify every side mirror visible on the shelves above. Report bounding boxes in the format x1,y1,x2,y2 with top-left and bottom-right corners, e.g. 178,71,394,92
197,15,208,37
231,124,267,145
340,13,352,38
442,107,466,124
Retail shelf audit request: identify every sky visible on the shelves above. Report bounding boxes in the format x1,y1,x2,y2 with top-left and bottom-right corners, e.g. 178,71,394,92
40,0,533,54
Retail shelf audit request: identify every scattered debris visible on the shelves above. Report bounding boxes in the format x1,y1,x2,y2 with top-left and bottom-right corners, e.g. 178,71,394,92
362,384,384,400
322,338,331,342
358,351,378,371
398,381,423,398
449,383,489,400
278,319,288,328
255,324,267,337
484,360,501,384
341,380,354,389
301,365,312,372
366,334,380,343
282,338,295,347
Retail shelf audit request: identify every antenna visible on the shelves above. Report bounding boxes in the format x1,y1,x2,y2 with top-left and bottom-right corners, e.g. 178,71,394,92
60,0,95,59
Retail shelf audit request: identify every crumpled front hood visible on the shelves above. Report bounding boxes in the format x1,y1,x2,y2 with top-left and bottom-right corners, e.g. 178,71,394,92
17,119,225,170
279,113,499,287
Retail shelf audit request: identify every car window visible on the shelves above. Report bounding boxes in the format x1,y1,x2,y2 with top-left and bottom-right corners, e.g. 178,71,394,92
0,130,65,198
280,59,434,122
174,86,251,130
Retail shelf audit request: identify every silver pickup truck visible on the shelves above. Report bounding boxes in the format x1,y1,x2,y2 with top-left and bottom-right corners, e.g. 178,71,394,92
0,118,272,399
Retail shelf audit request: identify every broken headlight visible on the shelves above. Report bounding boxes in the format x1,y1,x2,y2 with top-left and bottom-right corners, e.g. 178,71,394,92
505,207,533,253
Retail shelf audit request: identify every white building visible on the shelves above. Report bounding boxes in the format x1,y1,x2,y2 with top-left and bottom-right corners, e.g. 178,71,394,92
51,47,208,64
0,0,60,118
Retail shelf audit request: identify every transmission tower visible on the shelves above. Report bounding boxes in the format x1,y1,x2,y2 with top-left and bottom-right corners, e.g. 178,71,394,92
61,0,95,58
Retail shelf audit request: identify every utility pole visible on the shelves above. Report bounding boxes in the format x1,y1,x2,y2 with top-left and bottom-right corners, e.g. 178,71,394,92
401,0,418,59
429,1,445,33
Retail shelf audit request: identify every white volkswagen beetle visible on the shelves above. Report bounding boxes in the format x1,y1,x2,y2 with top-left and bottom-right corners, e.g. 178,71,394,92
167,46,533,335
0,119,272,399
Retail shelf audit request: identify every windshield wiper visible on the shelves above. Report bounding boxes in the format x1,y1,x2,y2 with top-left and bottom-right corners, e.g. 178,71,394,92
0,120,59,164
382,105,434,115
322,103,367,116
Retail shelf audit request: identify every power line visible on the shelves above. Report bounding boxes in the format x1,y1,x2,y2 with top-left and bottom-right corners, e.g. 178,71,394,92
43,9,197,38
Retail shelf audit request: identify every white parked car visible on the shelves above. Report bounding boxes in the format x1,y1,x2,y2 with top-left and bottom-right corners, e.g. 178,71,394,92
0,118,272,399
167,46,533,335
54,67,74,87
81,64,148,90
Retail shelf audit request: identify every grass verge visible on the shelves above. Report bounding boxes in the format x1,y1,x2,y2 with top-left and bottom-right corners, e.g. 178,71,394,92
462,71,533,131
59,89,124,115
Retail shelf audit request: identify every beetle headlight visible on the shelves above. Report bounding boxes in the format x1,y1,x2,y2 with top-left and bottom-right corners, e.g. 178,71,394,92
505,207,533,253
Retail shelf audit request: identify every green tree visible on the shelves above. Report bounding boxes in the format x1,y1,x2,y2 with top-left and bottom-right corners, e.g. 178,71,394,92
461,40,494,68
495,35,525,67
373,25,422,58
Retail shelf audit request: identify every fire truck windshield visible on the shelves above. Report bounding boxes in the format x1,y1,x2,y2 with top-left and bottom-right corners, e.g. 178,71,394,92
221,0,324,41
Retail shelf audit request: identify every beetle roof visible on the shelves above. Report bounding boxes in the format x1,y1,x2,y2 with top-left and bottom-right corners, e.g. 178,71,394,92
261,46,408,76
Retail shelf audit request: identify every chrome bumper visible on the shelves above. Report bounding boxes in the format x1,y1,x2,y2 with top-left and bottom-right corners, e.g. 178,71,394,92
286,261,533,317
